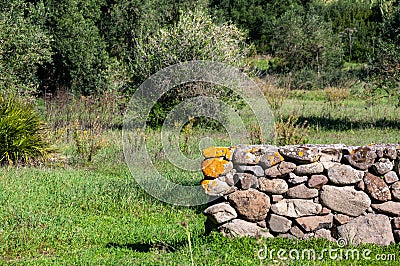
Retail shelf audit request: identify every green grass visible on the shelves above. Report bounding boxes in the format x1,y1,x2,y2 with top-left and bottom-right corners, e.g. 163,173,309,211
0,166,202,265
1,90,400,265
281,90,400,145
1,165,399,265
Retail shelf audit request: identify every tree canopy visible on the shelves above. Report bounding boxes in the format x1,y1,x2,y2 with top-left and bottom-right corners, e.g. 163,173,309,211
0,0,399,96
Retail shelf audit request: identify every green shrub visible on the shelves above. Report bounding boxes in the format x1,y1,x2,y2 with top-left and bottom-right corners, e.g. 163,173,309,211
271,6,344,75
131,8,251,128
0,94,51,165
131,8,251,87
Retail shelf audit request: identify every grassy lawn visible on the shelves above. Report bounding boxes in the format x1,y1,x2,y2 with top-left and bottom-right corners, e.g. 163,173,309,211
2,165,399,265
1,90,400,265
282,90,400,145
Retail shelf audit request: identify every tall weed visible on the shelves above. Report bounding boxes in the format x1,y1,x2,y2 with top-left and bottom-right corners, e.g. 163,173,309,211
275,113,309,146
42,91,125,165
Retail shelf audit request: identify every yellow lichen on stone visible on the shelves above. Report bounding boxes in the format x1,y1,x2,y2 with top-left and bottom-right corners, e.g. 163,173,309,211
249,147,260,153
200,179,211,194
200,179,228,196
298,151,304,157
268,151,284,166
275,151,284,161
202,146,231,159
200,179,210,187
225,148,233,160
202,157,230,178
245,153,260,163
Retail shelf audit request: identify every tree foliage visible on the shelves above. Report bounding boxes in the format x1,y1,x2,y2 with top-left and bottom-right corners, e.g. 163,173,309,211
368,2,400,100
0,1,52,94
0,0,399,98
129,8,251,127
40,0,111,95
131,8,250,88
267,4,345,89
272,5,343,71
209,0,308,51
320,0,380,62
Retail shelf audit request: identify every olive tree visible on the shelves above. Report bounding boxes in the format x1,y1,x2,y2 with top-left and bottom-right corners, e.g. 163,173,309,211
130,8,251,127
131,8,250,87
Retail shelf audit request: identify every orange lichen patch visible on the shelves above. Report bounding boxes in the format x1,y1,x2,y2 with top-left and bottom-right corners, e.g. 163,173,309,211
269,151,284,166
200,179,226,195
202,146,232,160
350,149,355,155
298,151,304,157
245,153,260,163
201,179,216,190
202,157,230,178
275,151,284,160
225,148,233,160
313,155,321,162
200,179,210,185
200,180,211,194
249,147,261,153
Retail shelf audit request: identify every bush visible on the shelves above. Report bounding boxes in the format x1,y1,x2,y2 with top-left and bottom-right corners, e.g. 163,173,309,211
0,94,51,165
325,87,350,108
130,8,251,127
271,6,344,74
131,8,251,88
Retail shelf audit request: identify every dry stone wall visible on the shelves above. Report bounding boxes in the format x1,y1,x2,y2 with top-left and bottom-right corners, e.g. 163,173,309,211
200,144,400,246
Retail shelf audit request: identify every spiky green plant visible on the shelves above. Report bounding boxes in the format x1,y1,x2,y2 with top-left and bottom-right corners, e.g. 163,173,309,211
0,94,51,165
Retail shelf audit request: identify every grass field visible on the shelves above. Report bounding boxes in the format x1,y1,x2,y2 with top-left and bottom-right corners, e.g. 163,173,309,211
282,91,400,145
1,89,400,265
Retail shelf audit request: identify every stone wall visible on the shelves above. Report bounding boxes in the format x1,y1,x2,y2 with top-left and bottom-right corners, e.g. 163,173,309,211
200,144,400,246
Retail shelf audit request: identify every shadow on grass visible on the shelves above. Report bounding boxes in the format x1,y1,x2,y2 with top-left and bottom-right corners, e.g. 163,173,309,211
106,228,208,253
106,242,182,252
297,115,400,131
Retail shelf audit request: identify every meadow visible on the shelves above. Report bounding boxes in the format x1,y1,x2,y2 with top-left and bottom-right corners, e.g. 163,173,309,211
1,88,400,265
